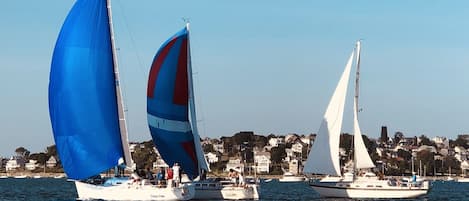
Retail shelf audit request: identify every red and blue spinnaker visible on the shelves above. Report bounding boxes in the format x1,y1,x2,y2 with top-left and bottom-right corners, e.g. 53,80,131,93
147,27,200,179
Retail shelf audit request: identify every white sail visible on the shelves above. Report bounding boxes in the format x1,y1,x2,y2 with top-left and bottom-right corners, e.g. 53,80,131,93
186,23,210,172
304,51,355,176
352,41,375,169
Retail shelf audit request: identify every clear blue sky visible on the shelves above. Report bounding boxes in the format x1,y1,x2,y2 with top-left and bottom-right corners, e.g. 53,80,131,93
1,0,469,157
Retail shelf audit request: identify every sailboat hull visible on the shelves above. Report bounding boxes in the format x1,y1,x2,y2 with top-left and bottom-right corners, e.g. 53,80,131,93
310,180,429,199
193,183,259,200
75,181,195,200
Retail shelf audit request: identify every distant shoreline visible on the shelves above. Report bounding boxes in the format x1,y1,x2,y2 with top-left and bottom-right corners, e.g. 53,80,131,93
0,172,66,178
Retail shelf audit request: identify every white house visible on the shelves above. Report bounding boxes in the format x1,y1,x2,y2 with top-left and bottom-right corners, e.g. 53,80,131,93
284,148,294,162
268,137,284,147
153,158,169,169
288,159,301,175
225,158,244,172
205,152,219,164
25,160,39,171
46,156,57,168
292,142,303,154
254,151,271,173
417,145,437,153
213,142,224,154
6,157,24,171
300,135,314,145
432,136,449,148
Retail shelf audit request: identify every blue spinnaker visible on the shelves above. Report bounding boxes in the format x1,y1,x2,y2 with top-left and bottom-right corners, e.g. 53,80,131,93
49,0,124,180
147,27,199,179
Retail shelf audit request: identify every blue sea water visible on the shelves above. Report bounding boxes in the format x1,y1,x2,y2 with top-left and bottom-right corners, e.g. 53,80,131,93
0,178,467,201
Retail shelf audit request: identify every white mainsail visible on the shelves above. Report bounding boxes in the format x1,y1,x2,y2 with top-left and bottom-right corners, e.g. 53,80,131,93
186,23,210,172
352,41,375,169
304,51,355,176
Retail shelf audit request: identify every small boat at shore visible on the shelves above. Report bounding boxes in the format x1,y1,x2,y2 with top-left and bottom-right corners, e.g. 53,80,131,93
279,172,305,182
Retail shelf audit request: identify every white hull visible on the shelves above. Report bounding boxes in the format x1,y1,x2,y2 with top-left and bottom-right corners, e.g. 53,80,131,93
457,178,469,182
193,181,259,200
279,176,305,182
75,181,195,201
310,180,429,198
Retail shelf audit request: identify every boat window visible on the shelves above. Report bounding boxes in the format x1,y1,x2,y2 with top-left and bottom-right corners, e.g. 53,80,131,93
209,184,216,187
366,185,373,187
376,185,382,188
346,185,350,187
195,184,200,187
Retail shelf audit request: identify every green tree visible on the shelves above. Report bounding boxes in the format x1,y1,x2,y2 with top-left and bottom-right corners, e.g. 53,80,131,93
203,144,215,153
362,134,376,154
133,141,157,169
270,144,286,164
419,135,435,146
394,131,404,145
29,153,48,165
450,136,469,149
397,149,412,161
416,150,435,176
15,147,30,159
340,133,352,156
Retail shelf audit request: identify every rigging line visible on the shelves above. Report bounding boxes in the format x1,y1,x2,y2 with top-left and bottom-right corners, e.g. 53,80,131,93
186,20,208,138
192,61,208,138
116,0,148,79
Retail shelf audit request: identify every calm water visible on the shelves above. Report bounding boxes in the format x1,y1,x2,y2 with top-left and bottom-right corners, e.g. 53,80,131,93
0,178,468,201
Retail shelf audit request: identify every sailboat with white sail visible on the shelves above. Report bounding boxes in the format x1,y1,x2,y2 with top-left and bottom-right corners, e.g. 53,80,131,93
303,41,430,198
48,0,194,200
146,23,259,200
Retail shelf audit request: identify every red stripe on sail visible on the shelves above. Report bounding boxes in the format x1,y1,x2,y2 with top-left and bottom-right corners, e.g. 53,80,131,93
173,38,189,105
147,38,178,98
181,141,198,170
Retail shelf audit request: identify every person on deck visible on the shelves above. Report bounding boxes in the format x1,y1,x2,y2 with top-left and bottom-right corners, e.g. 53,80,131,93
172,163,181,187
146,168,154,184
166,167,174,188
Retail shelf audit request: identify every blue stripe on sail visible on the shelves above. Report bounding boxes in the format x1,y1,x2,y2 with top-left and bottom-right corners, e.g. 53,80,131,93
149,126,198,178
48,0,123,180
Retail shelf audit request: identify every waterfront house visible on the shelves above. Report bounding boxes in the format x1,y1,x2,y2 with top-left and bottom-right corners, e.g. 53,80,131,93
46,156,57,168
268,137,284,147
213,141,224,154
25,159,39,171
205,152,219,164
292,142,303,154
6,157,25,171
152,158,169,169
254,151,271,173
225,158,244,172
288,159,301,175
284,148,293,162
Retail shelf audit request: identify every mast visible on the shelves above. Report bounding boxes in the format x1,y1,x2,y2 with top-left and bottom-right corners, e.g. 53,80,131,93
106,0,133,167
352,41,360,178
186,22,210,174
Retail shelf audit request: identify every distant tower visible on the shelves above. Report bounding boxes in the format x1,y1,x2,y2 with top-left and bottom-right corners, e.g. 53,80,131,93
380,126,388,144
